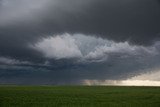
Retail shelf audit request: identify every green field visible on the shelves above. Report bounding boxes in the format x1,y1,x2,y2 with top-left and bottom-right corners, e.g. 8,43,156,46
0,86,160,107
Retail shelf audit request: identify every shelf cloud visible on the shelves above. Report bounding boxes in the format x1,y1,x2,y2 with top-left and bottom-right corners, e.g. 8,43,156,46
32,33,158,62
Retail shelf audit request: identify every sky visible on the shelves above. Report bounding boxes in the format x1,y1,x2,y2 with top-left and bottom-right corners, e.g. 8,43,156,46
0,0,160,85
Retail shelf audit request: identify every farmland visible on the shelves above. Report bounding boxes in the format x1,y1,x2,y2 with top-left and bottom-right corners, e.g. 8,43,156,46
0,86,160,107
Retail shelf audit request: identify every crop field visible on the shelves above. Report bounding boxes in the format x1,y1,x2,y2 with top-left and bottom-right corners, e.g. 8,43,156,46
0,86,160,107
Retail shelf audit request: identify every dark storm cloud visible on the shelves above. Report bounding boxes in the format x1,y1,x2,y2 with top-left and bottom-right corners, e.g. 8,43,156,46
44,0,160,45
0,0,160,61
1,0,160,45
1,48,160,85
0,0,160,84
1,34,160,85
32,0,160,45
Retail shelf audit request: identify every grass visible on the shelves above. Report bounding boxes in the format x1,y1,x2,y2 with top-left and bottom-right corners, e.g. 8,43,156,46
0,86,160,107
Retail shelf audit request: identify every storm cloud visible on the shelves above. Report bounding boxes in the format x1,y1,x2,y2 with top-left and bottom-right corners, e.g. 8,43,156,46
0,0,160,85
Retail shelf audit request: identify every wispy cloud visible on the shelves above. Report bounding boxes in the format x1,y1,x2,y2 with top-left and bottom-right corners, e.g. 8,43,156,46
0,57,30,65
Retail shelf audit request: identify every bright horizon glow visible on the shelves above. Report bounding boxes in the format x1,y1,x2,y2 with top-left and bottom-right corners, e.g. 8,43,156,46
83,80,160,86
83,69,160,86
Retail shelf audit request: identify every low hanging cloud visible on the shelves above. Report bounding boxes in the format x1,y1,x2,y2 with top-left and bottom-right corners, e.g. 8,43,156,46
33,34,82,59
0,57,30,65
131,70,160,81
32,33,158,62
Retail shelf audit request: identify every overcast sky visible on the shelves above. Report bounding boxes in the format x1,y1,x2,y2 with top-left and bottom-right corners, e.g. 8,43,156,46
0,0,160,85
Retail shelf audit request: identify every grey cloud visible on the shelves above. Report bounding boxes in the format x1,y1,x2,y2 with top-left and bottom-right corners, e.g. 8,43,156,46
32,34,158,62
1,0,160,45
1,34,160,84
0,57,30,65
38,0,160,45
0,0,160,84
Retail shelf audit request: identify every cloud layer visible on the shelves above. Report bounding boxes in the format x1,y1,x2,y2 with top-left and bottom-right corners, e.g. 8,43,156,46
0,0,160,85
33,34,82,59
33,34,158,62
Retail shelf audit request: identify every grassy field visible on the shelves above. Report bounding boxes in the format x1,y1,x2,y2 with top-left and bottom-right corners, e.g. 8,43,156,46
0,86,160,107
